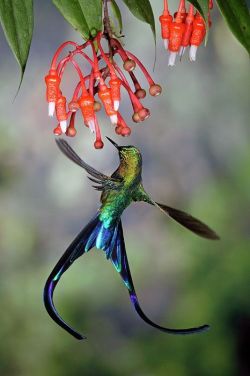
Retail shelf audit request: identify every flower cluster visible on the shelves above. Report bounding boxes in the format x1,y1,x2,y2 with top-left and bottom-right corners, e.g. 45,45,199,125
159,0,213,66
45,32,162,149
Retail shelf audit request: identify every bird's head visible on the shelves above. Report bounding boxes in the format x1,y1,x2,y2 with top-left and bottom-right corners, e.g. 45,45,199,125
106,137,142,163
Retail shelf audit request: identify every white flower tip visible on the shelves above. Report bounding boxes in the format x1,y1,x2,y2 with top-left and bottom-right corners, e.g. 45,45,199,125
168,52,177,67
87,120,95,133
60,120,67,133
48,102,55,117
179,46,186,57
189,45,197,61
110,114,118,125
114,100,120,111
163,39,169,50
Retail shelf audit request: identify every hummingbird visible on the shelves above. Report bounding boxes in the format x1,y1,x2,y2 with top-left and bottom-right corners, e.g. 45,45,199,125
44,138,219,340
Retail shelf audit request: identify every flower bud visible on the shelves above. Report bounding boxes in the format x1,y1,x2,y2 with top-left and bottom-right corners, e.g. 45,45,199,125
115,126,123,135
149,84,162,97
45,69,61,117
123,59,136,72
66,127,77,137
94,140,104,149
138,108,150,121
68,101,80,112
132,112,141,123
121,126,131,136
135,89,146,99
93,101,102,112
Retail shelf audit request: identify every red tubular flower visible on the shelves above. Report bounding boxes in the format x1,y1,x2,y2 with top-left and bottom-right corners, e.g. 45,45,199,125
98,84,118,125
168,0,185,66
96,32,122,112
45,69,61,117
179,4,194,58
109,77,122,111
189,12,206,61
78,94,95,132
56,95,67,133
159,0,173,49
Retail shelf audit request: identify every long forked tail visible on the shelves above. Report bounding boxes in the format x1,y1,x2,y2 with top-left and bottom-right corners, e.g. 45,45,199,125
43,214,100,340
43,213,124,340
44,214,209,340
113,222,210,335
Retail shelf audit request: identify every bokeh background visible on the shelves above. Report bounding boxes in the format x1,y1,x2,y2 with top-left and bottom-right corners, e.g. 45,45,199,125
0,1,249,375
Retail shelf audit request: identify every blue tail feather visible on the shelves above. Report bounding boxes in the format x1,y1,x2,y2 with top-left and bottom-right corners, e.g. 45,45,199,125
44,214,209,340
44,213,118,340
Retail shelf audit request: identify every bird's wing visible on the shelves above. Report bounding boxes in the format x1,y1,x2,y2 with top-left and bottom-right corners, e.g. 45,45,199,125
55,139,122,191
154,201,220,240
133,186,219,240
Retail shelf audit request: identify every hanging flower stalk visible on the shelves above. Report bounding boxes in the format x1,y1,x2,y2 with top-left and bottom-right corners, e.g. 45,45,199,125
44,2,162,150
159,0,213,66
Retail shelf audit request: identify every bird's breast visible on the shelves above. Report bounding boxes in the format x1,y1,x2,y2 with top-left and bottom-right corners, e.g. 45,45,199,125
99,187,135,228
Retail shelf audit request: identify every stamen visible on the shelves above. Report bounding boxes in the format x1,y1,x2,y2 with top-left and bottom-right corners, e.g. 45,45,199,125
168,52,177,66
60,120,67,133
164,39,169,49
88,119,96,133
48,102,56,117
179,46,186,57
189,45,197,61
110,114,118,125
114,100,120,111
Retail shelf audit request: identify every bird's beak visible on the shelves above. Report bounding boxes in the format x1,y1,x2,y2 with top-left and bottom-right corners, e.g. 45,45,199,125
106,137,120,150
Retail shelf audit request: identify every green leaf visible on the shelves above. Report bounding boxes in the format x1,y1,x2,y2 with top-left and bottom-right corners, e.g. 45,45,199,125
215,0,250,54
52,0,103,40
187,0,209,30
121,0,155,42
110,0,123,33
187,0,209,21
0,0,33,82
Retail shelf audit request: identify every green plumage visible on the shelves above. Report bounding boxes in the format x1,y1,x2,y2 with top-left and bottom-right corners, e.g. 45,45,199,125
99,143,145,228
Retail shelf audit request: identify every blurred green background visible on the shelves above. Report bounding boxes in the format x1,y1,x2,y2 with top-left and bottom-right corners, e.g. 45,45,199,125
0,1,249,375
